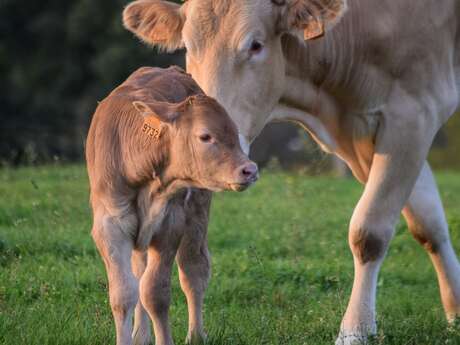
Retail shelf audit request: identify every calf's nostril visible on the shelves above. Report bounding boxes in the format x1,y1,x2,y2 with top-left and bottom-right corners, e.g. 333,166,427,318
241,162,258,179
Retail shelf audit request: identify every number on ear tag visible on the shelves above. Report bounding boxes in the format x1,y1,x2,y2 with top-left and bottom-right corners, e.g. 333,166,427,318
142,116,163,140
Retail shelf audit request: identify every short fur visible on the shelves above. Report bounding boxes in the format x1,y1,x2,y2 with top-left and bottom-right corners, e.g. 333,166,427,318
123,0,460,344
86,66,257,345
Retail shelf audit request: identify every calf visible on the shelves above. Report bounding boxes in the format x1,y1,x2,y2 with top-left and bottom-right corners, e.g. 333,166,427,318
86,66,258,345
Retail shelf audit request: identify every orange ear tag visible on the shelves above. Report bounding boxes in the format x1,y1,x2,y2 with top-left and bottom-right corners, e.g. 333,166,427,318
304,19,325,40
142,116,163,140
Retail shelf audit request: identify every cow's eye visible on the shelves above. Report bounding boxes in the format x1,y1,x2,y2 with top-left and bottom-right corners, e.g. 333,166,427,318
249,40,264,55
199,133,213,143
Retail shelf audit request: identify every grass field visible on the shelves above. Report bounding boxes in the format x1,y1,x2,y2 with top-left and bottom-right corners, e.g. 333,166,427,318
0,165,459,345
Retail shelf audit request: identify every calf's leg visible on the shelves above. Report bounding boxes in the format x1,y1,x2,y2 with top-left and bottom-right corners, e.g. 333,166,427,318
176,227,210,344
92,215,138,345
140,235,180,345
403,162,460,322
131,250,152,345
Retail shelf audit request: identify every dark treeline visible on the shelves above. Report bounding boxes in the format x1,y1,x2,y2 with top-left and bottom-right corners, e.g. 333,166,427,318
0,0,183,165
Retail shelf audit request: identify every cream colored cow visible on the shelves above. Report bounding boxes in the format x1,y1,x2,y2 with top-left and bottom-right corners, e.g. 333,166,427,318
123,0,460,344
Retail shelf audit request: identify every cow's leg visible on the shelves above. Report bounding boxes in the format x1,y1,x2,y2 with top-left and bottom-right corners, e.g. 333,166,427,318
131,250,152,345
403,162,460,322
92,215,138,345
335,101,436,345
139,235,180,345
176,226,210,344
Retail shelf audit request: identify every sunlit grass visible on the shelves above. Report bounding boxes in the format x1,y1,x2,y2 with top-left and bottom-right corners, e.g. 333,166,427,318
0,165,459,345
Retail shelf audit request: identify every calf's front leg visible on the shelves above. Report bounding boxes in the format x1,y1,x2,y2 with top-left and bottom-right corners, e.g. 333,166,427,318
176,228,210,344
140,234,180,345
92,214,139,345
177,191,212,344
131,250,151,345
336,99,438,345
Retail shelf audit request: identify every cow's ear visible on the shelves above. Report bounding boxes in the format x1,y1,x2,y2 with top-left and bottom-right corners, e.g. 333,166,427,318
284,0,347,40
123,0,185,52
133,100,180,123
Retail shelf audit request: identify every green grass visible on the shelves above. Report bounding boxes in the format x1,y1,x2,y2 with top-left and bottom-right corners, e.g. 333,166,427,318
0,165,460,345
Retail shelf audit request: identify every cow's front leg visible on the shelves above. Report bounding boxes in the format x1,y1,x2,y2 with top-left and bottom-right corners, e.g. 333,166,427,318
140,233,181,345
92,214,139,345
336,98,438,345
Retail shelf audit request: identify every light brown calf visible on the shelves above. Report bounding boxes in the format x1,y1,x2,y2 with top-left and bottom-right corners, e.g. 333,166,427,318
86,66,258,345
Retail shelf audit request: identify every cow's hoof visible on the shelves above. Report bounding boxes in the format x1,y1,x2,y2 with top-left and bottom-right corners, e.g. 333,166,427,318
335,331,369,345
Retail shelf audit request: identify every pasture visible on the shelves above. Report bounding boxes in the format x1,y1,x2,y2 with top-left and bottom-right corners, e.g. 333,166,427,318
0,165,459,345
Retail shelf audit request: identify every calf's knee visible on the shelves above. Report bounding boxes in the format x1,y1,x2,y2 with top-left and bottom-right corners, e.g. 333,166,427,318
110,280,139,316
140,275,171,316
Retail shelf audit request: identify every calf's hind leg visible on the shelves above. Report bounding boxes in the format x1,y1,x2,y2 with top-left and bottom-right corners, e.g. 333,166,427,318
403,161,460,322
92,214,138,345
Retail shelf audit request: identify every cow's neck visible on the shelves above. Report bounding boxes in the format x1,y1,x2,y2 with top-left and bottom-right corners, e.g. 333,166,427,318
279,0,393,115
274,2,389,154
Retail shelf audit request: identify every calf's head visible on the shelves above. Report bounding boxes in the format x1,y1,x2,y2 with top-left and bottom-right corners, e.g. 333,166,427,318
133,94,258,192
124,0,347,150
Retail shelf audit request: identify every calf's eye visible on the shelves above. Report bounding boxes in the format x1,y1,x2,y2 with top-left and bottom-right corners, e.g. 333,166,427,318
199,134,212,143
249,40,264,55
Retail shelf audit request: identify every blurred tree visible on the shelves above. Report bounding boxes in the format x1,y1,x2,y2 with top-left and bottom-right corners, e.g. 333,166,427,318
429,113,460,170
0,0,183,165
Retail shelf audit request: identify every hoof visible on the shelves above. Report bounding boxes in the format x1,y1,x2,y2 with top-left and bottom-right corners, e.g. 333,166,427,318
335,331,370,345
186,331,207,345
132,328,152,345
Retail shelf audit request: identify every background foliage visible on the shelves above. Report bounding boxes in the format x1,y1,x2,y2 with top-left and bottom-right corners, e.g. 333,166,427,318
0,0,183,164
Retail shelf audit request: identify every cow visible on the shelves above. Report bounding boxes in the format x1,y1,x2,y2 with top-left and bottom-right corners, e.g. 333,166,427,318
86,66,258,345
122,0,460,343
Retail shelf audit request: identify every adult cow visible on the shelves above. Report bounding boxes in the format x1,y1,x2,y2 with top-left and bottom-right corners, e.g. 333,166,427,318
123,0,460,344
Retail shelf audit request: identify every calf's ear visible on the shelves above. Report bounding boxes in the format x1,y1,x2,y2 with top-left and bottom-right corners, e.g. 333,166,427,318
123,0,184,52
283,0,347,40
133,100,181,123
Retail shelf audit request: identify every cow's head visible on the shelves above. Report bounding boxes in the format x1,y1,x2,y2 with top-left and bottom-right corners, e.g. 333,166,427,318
124,0,347,151
133,94,258,192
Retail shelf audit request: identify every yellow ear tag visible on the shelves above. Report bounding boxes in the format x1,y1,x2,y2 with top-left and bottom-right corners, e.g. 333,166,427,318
142,116,163,140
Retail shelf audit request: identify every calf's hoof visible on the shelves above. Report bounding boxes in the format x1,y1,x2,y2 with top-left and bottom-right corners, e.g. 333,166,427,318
132,328,152,345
